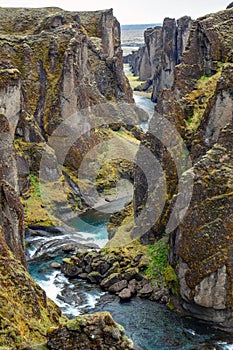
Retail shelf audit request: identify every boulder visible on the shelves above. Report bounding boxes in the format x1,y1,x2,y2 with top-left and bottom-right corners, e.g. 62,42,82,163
109,280,128,293
100,273,122,289
119,288,132,301
47,312,135,350
138,283,153,297
87,271,103,284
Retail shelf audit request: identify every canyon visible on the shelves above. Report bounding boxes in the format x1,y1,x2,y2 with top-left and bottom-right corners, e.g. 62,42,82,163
0,4,232,349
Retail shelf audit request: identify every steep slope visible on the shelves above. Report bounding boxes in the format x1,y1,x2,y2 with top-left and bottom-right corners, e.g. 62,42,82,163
133,7,233,330
0,68,62,349
0,8,136,349
126,16,192,100
0,7,138,226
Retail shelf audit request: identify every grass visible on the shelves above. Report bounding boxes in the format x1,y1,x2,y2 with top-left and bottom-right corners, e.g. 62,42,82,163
185,65,223,133
144,237,169,280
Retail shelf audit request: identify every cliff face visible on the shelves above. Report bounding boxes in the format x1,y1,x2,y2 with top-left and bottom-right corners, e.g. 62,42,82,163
134,7,233,331
0,70,62,349
0,7,132,139
0,70,26,266
126,16,192,101
0,7,136,226
0,7,136,348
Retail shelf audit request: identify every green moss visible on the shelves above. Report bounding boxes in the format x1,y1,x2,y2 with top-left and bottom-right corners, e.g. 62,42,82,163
66,318,82,331
164,265,179,295
144,238,169,280
29,173,41,197
167,301,175,311
185,66,223,133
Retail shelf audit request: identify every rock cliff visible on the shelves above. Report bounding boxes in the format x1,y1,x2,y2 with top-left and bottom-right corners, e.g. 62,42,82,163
0,6,137,226
0,69,26,266
0,7,136,349
125,16,192,101
133,7,233,331
0,67,62,349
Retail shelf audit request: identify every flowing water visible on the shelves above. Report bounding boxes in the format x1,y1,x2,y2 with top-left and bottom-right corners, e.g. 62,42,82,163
27,77,233,349
27,207,233,350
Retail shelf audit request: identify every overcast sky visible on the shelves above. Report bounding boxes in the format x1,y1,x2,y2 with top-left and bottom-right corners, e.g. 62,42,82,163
0,0,231,24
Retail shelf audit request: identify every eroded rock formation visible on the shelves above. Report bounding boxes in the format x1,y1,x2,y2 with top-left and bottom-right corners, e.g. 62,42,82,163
0,70,26,266
0,68,62,349
133,7,233,331
47,312,134,350
0,6,138,226
0,7,136,349
125,16,192,101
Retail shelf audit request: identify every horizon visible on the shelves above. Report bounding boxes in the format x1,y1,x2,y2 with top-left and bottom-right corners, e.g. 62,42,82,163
0,0,231,24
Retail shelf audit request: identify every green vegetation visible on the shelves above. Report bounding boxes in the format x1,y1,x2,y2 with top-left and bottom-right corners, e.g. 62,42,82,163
29,173,41,197
144,238,169,280
164,265,179,295
185,65,223,133
144,239,179,296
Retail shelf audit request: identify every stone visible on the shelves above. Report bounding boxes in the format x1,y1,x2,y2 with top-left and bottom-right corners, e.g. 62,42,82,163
119,288,132,301
62,244,76,253
100,273,122,289
91,259,111,275
124,267,142,281
61,260,83,277
47,312,135,349
50,262,61,269
108,280,128,293
87,271,103,284
128,279,137,295
138,283,153,297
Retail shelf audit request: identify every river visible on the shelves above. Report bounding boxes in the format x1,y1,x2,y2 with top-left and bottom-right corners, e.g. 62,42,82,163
27,71,233,349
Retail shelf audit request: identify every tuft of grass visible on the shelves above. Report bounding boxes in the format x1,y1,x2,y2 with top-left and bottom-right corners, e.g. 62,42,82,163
29,173,41,197
144,238,169,280
185,65,223,133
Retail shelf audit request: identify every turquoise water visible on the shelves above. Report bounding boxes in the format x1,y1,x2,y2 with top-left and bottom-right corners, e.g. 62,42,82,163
93,295,233,350
28,212,233,350
68,209,110,247
27,87,233,350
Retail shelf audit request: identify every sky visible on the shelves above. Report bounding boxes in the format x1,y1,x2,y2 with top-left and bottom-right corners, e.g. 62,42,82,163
0,0,231,24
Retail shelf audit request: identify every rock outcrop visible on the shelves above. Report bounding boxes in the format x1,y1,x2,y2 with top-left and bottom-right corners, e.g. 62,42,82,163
0,7,136,349
0,70,62,349
0,70,26,266
125,16,192,101
61,243,169,303
47,312,134,350
133,7,233,331
0,6,137,226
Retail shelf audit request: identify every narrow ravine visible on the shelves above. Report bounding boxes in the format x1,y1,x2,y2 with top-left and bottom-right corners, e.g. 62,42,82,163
27,79,233,350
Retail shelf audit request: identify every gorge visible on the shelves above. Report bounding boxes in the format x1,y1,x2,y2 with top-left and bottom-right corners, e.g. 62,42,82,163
0,3,232,350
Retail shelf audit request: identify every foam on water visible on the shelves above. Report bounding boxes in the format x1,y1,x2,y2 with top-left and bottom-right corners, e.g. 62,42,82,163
218,343,233,350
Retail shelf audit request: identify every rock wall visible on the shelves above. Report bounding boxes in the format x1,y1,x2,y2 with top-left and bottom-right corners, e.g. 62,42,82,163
0,7,132,140
126,16,192,101
0,69,62,349
0,69,26,266
0,7,136,225
0,7,136,348
134,7,233,331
